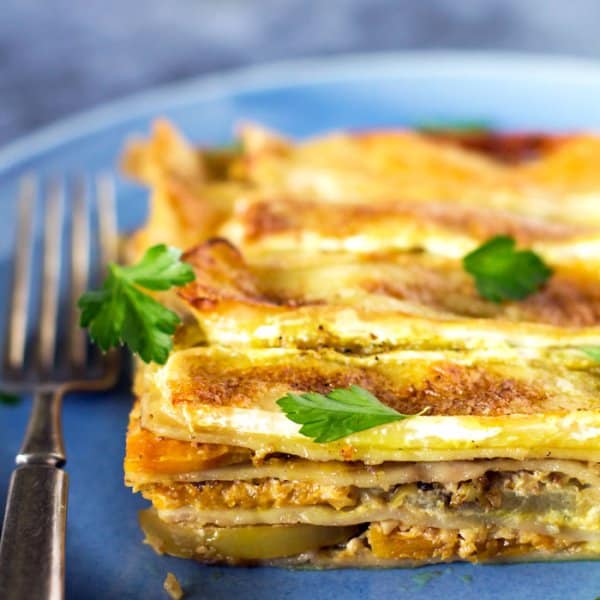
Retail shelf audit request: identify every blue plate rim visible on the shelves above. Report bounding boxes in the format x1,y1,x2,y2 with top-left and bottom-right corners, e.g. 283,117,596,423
3,50,600,172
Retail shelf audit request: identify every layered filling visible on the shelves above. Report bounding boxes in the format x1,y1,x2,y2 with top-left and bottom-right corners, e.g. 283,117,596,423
132,454,600,565
127,403,600,565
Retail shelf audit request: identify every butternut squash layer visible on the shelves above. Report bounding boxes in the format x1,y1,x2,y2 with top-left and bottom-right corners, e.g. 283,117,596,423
124,403,250,484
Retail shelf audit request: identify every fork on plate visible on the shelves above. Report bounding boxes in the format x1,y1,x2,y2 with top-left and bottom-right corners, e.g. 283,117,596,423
0,175,120,600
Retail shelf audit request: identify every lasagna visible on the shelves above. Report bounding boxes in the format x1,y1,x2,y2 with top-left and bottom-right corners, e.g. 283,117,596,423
123,121,600,566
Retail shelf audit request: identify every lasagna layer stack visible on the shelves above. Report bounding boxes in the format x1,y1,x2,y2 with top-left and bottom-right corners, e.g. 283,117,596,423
124,123,600,565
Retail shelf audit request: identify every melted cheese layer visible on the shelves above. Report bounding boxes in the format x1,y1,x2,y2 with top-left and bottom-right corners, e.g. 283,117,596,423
136,345,600,463
176,240,600,351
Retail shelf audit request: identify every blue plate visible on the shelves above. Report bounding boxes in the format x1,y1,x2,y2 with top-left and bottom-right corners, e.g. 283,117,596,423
2,51,600,600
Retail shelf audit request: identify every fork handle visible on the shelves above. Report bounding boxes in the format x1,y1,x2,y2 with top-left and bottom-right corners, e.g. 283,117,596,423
0,466,68,600
0,390,67,599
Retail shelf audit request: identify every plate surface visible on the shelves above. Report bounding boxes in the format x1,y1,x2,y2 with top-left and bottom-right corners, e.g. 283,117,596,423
2,51,600,600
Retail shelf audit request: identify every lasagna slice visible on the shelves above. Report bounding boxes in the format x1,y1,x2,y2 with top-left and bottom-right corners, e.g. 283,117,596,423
124,123,600,566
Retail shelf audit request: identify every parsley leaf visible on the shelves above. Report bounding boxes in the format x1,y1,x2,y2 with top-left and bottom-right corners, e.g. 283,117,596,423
120,244,196,290
580,347,600,362
417,120,491,134
0,391,20,406
78,244,195,364
463,235,552,303
276,384,426,443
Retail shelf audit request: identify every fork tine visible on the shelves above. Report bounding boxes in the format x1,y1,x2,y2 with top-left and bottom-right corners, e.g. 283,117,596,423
4,175,36,373
68,177,89,369
38,179,64,373
91,173,118,371
96,173,118,268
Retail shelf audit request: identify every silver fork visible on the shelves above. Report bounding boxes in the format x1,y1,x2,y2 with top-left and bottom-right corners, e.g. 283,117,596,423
0,175,120,600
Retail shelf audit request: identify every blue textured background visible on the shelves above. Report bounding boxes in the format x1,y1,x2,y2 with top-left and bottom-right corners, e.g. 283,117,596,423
3,0,600,143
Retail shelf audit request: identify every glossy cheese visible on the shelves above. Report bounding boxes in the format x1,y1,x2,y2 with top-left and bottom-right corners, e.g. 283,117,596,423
174,239,600,351
135,346,600,463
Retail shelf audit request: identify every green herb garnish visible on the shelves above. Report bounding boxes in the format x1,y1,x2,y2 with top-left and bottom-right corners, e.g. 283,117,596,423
463,235,552,303
0,391,20,406
580,347,600,362
276,384,426,443
417,120,491,134
78,244,195,364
